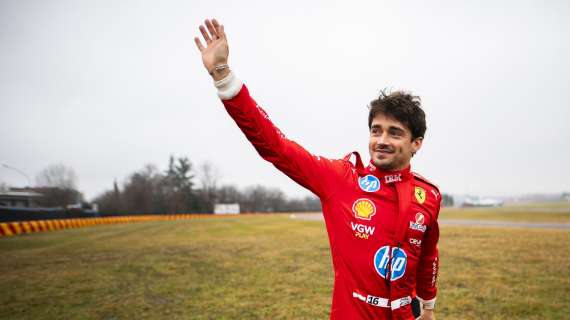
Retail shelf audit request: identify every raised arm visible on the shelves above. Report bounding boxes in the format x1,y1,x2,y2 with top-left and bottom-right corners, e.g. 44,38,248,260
194,19,347,199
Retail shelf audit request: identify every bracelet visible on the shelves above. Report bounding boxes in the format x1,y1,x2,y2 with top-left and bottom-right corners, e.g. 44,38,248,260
209,64,230,75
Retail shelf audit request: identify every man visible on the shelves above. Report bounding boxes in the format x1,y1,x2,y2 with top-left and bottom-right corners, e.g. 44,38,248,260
194,18,440,320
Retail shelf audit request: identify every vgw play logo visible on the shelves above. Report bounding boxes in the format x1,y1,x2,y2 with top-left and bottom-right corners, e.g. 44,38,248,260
373,246,407,281
351,222,375,239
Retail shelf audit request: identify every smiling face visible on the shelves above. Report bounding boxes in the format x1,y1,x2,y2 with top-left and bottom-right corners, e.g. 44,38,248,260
369,114,423,171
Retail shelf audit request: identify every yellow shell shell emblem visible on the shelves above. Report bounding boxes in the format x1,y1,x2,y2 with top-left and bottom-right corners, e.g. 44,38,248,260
352,199,376,220
415,187,426,204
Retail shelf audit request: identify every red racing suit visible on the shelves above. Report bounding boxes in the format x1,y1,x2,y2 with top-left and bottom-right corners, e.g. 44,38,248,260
215,73,441,320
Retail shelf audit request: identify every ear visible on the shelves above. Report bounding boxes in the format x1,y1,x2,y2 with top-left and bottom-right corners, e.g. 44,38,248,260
411,137,423,155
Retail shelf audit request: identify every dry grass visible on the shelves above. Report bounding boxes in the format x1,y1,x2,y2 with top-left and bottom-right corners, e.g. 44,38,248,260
440,202,570,222
0,214,568,319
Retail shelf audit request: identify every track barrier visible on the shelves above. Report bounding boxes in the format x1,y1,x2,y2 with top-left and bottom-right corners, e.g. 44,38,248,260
0,214,247,238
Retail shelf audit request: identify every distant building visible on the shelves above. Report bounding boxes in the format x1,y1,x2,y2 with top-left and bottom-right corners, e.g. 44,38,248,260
462,197,504,207
214,203,240,214
0,190,43,208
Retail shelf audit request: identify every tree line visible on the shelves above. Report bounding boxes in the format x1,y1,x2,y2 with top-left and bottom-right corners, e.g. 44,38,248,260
93,155,321,214
5,157,455,213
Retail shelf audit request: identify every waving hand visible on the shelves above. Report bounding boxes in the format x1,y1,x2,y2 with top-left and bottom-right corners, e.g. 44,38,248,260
194,18,230,80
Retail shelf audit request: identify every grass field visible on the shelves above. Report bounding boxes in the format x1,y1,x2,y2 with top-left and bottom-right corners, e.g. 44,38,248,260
440,202,570,222
1,213,569,319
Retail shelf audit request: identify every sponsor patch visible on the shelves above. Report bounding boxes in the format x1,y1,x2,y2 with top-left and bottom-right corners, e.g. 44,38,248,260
351,222,375,239
358,175,381,192
431,257,438,286
385,174,402,184
415,212,425,225
409,238,422,246
352,199,376,220
374,246,407,281
409,212,427,232
415,186,426,204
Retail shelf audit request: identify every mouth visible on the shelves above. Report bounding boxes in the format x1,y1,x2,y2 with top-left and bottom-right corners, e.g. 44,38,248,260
374,149,394,159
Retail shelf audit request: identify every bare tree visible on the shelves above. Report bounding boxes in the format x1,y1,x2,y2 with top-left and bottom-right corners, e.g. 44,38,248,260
198,161,221,191
122,164,163,213
216,185,241,203
241,185,286,212
197,161,221,212
33,164,82,207
35,164,78,189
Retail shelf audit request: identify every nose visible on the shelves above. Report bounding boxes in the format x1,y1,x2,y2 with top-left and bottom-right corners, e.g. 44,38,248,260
376,132,390,146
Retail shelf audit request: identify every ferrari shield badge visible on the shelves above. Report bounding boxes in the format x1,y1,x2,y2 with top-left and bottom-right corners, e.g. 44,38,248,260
414,187,426,204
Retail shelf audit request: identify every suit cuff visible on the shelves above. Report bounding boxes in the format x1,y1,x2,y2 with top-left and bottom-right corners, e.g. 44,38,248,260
214,71,243,100
417,296,436,310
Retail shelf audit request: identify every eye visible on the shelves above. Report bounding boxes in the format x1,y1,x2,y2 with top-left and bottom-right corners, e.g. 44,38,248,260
389,129,403,137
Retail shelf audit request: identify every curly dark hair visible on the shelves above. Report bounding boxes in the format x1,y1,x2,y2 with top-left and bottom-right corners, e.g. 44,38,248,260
368,90,426,140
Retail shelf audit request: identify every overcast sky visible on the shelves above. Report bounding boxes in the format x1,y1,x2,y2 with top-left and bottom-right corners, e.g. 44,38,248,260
1,0,569,201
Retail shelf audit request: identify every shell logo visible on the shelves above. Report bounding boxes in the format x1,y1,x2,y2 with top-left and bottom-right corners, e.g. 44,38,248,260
352,199,376,220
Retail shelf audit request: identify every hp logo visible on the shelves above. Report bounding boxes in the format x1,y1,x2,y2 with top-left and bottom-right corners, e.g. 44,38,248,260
373,246,407,281
358,175,381,192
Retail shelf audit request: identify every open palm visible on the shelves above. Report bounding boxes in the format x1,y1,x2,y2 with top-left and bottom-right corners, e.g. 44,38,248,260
194,19,229,74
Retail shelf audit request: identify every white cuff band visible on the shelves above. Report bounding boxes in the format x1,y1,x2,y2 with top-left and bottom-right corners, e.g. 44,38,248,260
214,71,243,100
417,296,436,310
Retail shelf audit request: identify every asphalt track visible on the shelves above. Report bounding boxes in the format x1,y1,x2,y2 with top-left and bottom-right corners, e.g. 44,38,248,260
290,213,570,230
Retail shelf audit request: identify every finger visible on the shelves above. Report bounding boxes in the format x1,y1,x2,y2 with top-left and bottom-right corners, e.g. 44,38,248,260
194,37,205,52
213,20,227,40
205,19,218,39
219,24,227,40
199,25,211,43
212,19,222,37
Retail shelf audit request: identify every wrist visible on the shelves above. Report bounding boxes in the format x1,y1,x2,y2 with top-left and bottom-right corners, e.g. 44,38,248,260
418,296,436,310
209,63,231,81
213,71,243,100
